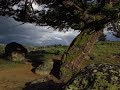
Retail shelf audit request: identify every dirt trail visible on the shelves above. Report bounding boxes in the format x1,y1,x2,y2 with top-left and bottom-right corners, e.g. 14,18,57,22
0,63,40,90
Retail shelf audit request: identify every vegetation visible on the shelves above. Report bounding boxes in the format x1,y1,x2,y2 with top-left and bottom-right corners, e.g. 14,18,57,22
26,45,68,62
0,41,120,70
0,41,120,89
80,41,120,69
0,0,120,86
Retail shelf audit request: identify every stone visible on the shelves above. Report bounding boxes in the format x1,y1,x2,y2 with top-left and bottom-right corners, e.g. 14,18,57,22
4,42,28,62
65,64,120,90
35,60,53,76
93,69,97,73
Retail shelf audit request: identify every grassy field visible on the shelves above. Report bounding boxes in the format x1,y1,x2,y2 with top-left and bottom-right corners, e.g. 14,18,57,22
0,41,120,89
81,41,120,68
27,41,120,68
0,45,68,68
0,41,120,68
90,41,120,63
0,41,120,67
26,45,68,63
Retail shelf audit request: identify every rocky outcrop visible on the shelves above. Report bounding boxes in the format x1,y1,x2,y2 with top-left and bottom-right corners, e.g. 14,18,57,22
65,64,120,90
24,64,120,90
5,42,28,62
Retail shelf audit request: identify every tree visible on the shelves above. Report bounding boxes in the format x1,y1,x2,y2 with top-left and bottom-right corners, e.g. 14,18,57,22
0,0,120,83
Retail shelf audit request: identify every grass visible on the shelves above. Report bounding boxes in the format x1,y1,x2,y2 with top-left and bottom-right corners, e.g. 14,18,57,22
0,45,68,69
81,41,120,69
90,41,120,63
0,59,25,70
0,41,120,67
26,45,68,63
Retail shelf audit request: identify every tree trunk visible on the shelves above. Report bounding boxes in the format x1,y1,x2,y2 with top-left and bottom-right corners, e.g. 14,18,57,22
60,29,102,83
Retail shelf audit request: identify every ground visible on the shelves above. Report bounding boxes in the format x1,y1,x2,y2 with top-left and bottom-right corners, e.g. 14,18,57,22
0,42,120,90
0,62,40,90
0,45,66,90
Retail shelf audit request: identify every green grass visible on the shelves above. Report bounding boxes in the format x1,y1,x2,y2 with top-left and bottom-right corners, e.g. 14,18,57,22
91,41,120,63
0,44,68,69
0,41,120,68
81,41,120,68
0,59,24,69
26,45,68,62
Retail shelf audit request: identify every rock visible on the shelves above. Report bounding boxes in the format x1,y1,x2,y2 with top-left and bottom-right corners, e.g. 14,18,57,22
93,69,97,73
24,63,120,90
5,42,28,62
30,77,49,85
65,64,120,90
35,60,53,76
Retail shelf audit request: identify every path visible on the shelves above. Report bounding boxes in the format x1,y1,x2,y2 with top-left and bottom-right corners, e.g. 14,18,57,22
0,63,40,90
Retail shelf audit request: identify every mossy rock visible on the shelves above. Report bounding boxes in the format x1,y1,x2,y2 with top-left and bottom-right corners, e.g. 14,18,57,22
65,64,120,90
35,60,53,76
4,42,28,62
8,51,26,62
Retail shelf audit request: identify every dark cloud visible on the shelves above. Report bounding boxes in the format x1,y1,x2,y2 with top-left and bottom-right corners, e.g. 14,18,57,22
0,16,79,46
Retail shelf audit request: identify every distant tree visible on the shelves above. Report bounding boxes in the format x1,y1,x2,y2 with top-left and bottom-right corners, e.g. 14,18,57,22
0,0,120,83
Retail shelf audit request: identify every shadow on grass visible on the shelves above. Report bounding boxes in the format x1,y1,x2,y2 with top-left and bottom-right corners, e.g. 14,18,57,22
26,50,58,73
23,80,63,90
27,50,58,62
0,52,6,59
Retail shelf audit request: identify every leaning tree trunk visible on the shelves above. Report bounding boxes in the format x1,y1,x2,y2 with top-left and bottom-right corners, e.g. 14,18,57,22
60,29,102,83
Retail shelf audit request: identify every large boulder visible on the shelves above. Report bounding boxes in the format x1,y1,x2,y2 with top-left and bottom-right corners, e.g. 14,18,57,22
35,59,62,77
5,42,28,62
65,64,120,90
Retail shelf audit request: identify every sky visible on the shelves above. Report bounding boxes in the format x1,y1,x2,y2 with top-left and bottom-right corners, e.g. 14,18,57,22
0,16,79,46
104,26,120,41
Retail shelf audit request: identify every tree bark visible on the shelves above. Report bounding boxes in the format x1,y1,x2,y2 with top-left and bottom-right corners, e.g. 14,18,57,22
60,29,102,83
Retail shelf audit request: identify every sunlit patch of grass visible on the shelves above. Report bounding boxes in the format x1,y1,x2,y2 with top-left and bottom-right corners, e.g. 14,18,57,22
0,59,25,70
81,41,120,68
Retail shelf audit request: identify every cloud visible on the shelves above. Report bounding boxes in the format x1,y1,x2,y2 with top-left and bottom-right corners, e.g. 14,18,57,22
0,16,79,46
12,0,49,13
103,26,120,41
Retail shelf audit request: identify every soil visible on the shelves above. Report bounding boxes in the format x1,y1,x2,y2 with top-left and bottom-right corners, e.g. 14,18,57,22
0,63,40,90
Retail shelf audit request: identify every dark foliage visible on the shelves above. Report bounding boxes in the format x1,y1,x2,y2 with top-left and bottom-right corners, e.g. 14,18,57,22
0,0,120,31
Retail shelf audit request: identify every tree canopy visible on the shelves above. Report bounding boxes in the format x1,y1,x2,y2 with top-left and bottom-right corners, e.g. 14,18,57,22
0,0,120,31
